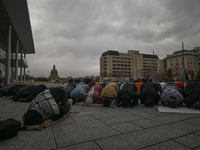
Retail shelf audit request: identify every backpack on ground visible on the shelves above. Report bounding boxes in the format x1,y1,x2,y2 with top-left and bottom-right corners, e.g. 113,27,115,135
0,118,21,141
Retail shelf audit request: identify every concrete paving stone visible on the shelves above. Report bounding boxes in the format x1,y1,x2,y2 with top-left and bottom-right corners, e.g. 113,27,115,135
133,111,160,119
194,147,200,150
99,114,143,125
140,140,191,150
95,125,188,150
0,128,57,150
110,122,143,133
148,114,195,124
91,112,115,119
52,120,120,147
185,117,200,125
168,121,200,133
132,119,162,128
174,134,200,148
195,131,200,136
71,114,97,123
57,141,101,150
0,114,23,121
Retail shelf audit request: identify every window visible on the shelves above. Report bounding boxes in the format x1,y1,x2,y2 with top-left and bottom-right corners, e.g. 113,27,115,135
176,59,178,61
171,64,173,67
171,60,172,62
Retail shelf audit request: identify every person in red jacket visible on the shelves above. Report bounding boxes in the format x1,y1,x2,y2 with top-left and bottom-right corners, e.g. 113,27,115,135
84,84,103,104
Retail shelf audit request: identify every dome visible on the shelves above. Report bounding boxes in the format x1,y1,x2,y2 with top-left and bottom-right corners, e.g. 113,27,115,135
48,65,60,80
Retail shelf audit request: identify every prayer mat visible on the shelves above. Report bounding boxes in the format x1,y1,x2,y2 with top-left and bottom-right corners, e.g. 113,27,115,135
158,105,200,114
116,104,137,108
20,112,78,131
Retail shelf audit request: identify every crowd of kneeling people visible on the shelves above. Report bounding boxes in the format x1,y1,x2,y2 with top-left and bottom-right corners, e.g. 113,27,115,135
0,76,200,126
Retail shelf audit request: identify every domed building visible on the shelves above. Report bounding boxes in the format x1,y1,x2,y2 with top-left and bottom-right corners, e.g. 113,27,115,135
48,65,60,80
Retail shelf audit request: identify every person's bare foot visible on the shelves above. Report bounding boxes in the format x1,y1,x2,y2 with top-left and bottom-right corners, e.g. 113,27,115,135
43,119,52,124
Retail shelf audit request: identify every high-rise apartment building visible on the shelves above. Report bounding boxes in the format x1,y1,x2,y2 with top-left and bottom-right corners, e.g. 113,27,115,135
100,50,160,82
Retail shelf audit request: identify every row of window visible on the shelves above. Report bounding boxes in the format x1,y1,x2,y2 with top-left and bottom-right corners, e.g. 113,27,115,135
113,68,131,70
171,58,200,62
113,71,131,73
143,59,157,62
113,64,131,67
113,57,131,60
143,62,157,65
113,60,131,63
143,66,158,68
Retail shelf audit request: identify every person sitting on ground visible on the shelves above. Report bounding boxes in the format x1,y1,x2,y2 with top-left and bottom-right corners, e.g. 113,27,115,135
26,84,47,102
182,80,200,109
23,87,72,125
161,83,183,108
100,82,119,107
139,82,160,107
118,83,138,107
84,84,103,105
70,84,90,103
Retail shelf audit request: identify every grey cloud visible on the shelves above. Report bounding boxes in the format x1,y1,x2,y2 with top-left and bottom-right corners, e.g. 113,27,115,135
27,0,200,77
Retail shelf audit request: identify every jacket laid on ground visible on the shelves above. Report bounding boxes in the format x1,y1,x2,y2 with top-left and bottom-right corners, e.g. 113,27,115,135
64,83,76,99
26,84,47,102
27,87,68,121
70,84,90,100
84,84,103,104
139,82,160,105
100,82,119,99
118,83,138,105
182,80,200,108
161,83,183,106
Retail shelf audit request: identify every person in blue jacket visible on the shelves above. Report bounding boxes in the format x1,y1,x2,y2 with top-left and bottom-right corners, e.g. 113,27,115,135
70,84,90,103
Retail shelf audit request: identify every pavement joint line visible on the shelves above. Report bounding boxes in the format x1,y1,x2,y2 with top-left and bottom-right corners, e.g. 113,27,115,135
93,140,104,150
51,126,59,149
171,139,197,149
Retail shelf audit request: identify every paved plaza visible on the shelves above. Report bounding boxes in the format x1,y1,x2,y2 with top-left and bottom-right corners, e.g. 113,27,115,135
0,83,200,150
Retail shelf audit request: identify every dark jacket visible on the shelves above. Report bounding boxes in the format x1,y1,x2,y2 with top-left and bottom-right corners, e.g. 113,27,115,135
13,85,35,101
139,82,160,105
118,83,138,105
182,80,200,108
64,83,76,99
26,84,47,102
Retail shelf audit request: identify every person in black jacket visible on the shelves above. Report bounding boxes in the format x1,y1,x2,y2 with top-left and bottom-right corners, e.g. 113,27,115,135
23,87,71,125
26,84,46,102
139,82,161,107
13,85,35,101
118,83,138,107
182,80,200,109
63,82,76,104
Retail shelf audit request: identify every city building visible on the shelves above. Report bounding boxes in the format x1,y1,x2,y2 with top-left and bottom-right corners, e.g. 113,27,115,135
0,0,35,85
164,47,200,80
100,50,160,82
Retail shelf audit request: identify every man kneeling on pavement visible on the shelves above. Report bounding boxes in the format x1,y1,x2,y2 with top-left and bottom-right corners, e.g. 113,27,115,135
23,87,72,125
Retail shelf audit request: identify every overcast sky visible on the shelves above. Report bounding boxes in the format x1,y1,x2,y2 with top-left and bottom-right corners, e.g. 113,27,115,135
26,0,200,78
